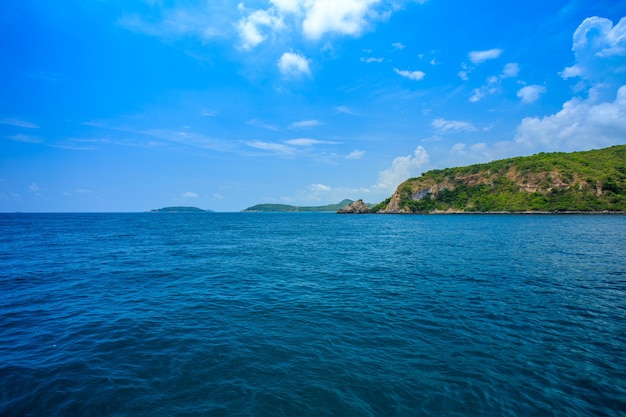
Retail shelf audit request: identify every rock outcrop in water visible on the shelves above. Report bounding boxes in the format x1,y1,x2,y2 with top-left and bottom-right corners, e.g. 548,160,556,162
337,199,371,214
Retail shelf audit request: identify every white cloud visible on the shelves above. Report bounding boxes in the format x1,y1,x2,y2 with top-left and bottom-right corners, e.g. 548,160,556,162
515,85,626,152
469,65,515,102
289,119,323,129
502,62,519,78
394,68,425,81
451,143,466,152
238,1,423,49
284,138,337,146
360,56,384,63
0,118,39,129
447,17,626,163
432,118,477,133
214,193,224,200
29,183,40,192
335,106,357,115
469,86,490,102
301,0,380,40
561,16,626,92
182,192,198,198
278,52,311,78
237,7,285,49
246,140,295,154
468,48,503,64
375,146,430,191
392,42,405,50
309,183,331,192
517,85,546,104
346,150,365,159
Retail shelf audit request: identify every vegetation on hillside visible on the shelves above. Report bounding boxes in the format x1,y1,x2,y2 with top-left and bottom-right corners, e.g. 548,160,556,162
374,145,626,213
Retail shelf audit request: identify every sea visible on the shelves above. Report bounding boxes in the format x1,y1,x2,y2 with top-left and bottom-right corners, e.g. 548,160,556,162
1,212,625,417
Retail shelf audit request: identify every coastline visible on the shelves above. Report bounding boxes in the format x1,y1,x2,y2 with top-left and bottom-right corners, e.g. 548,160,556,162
344,210,626,215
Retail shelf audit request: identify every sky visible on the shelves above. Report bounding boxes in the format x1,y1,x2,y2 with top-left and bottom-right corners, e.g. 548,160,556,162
1,0,625,212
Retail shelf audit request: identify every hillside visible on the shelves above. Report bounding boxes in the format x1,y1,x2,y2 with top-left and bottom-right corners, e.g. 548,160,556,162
243,199,356,212
373,145,626,213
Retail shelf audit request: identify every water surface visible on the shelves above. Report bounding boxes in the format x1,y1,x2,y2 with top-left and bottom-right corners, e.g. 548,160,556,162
1,213,625,416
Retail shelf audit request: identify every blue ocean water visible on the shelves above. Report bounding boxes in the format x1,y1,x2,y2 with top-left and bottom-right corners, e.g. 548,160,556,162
1,213,625,417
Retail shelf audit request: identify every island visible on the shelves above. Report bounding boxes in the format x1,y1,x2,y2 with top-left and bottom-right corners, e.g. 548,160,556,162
148,206,214,213
350,145,626,214
242,199,374,212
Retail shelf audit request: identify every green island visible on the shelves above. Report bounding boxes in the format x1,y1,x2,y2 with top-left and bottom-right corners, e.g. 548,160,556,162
369,144,626,214
149,206,214,213
243,199,365,212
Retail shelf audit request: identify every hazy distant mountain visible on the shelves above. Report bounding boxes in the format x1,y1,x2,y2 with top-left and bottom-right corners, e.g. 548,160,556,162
243,199,358,212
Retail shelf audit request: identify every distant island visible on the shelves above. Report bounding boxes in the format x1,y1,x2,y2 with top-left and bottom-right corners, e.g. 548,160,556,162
242,199,374,212
343,145,626,214
149,206,214,213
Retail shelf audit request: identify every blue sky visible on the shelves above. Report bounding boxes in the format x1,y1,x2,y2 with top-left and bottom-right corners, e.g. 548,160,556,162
1,0,625,212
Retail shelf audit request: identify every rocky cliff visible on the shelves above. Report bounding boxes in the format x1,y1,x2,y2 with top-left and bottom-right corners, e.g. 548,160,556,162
337,199,371,214
374,145,626,213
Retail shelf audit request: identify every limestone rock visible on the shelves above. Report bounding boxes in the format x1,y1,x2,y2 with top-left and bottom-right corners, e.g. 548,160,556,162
337,199,370,214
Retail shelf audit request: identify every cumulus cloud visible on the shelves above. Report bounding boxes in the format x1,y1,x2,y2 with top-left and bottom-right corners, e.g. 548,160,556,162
431,118,478,133
278,52,311,78
237,6,285,49
561,16,626,84
513,16,626,152
375,146,430,191
238,1,422,49
301,0,380,40
447,16,626,164
517,85,546,103
394,68,426,81
468,48,503,64
515,85,626,152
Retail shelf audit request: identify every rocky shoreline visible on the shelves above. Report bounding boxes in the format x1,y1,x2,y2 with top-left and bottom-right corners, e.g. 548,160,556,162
337,199,626,215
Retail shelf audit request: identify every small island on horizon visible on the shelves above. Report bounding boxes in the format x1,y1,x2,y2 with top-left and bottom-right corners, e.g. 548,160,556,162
148,206,214,213
242,199,375,212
